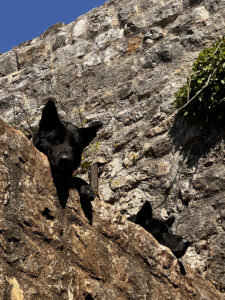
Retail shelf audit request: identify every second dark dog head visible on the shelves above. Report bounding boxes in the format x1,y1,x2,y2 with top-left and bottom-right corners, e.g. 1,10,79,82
135,201,189,258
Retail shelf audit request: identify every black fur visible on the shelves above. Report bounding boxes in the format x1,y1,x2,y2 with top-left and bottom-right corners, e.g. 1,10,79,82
135,201,189,259
33,98,102,211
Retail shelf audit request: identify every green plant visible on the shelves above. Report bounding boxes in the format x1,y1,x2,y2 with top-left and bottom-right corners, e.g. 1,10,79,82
80,159,92,170
174,37,225,123
73,106,87,128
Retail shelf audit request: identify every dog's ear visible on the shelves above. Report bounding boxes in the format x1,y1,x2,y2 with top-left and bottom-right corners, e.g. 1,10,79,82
135,201,153,227
39,99,61,131
165,216,175,228
78,122,102,148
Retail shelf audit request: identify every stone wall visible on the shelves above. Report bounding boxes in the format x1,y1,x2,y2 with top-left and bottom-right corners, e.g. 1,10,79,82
0,0,225,293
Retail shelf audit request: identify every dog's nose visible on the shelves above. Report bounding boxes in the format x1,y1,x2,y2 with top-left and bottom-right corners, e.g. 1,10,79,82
58,155,71,170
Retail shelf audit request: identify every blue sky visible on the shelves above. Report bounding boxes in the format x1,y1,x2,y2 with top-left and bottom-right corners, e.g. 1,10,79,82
0,0,107,53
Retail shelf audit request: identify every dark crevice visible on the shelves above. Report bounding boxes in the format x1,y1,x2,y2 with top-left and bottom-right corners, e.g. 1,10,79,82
85,294,94,300
89,274,104,282
178,260,186,276
7,237,20,243
42,208,55,220
57,245,64,251
19,156,25,164
14,51,20,71
23,221,31,227
149,270,166,284
44,237,51,243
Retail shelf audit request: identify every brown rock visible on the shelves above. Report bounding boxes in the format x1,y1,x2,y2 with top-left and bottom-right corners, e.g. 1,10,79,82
0,120,224,299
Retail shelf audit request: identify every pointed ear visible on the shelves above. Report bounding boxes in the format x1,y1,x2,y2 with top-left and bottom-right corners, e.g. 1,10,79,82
79,122,102,148
165,216,175,227
39,99,61,131
135,201,152,227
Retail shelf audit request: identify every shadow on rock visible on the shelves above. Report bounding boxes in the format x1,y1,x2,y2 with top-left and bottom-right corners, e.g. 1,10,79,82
169,112,225,169
72,177,94,225
51,168,94,224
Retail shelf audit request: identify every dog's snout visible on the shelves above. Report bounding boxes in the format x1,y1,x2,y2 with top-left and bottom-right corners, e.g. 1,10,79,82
58,154,72,170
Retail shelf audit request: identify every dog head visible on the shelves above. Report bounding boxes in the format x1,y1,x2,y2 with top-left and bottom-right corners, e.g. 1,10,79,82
33,99,102,173
135,201,189,258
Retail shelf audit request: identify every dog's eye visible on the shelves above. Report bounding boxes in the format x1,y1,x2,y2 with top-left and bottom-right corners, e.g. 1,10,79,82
51,134,63,145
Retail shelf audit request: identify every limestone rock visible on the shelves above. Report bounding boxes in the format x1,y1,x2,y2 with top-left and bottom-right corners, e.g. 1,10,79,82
0,51,18,76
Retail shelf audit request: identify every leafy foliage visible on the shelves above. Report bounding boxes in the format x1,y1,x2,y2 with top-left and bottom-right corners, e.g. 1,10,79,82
174,37,225,124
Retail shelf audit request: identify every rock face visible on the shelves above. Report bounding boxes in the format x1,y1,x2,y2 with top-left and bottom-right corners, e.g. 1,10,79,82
0,118,224,299
0,0,225,294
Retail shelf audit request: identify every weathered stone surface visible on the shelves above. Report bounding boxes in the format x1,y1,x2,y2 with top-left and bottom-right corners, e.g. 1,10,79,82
0,119,224,299
0,51,18,76
0,0,225,294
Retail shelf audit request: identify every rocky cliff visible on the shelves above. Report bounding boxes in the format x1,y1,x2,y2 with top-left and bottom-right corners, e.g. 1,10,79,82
0,118,223,300
0,0,225,297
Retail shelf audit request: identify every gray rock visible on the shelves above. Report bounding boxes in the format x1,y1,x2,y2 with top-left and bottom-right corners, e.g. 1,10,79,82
0,51,18,76
72,18,87,38
144,26,164,42
52,32,67,51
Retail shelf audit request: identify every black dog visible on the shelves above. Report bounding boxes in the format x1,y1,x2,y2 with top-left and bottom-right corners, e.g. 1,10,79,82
33,98,102,211
135,201,189,259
